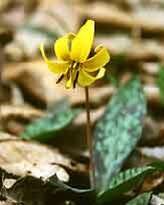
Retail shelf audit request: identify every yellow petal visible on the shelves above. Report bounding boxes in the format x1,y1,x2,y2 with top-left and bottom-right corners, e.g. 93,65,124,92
40,43,70,74
54,33,75,61
82,45,110,72
78,68,106,87
71,20,95,62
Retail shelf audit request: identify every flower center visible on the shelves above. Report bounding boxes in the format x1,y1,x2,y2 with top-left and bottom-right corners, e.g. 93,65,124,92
56,61,81,88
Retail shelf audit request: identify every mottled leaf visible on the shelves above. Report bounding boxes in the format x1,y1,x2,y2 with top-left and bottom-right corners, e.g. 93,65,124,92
126,192,152,205
108,166,154,190
96,166,155,205
20,98,81,140
93,78,146,191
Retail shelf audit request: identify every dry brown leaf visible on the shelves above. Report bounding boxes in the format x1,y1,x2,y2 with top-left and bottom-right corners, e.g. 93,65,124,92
3,61,162,109
140,172,164,193
102,0,164,10
0,133,76,182
5,1,81,60
95,35,164,62
3,61,114,107
39,0,80,33
0,105,44,134
75,2,164,34
0,104,44,121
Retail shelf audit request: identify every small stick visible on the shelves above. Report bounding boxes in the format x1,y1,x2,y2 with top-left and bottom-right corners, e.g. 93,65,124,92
85,86,94,187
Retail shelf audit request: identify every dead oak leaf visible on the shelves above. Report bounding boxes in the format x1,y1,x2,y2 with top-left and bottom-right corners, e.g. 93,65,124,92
0,134,72,182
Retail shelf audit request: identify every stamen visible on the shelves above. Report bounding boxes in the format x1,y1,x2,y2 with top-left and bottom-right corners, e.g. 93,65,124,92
56,74,64,84
67,62,74,79
74,62,79,69
67,69,70,79
73,71,79,88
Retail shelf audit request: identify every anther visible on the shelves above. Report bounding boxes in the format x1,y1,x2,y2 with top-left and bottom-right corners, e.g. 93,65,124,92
56,74,64,84
73,71,79,88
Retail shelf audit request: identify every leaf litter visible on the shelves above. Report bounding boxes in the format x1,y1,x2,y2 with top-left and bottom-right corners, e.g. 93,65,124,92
1,0,164,205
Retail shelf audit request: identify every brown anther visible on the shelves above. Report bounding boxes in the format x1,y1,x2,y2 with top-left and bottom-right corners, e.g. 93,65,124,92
56,74,64,84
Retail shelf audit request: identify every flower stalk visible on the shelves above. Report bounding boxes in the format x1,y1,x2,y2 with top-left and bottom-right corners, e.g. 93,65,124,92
40,19,110,188
85,86,94,187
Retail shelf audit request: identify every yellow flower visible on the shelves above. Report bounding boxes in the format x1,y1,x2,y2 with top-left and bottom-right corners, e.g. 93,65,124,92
40,20,110,89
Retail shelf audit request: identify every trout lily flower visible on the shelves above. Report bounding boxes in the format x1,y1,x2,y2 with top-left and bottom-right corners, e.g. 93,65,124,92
40,20,110,89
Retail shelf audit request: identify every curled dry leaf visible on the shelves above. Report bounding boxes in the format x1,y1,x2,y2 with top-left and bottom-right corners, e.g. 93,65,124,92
76,2,164,34
0,104,44,121
0,132,18,141
3,61,59,107
140,172,164,193
104,0,164,10
0,133,82,182
95,35,164,62
3,61,114,108
0,104,44,135
3,61,162,108
5,1,80,60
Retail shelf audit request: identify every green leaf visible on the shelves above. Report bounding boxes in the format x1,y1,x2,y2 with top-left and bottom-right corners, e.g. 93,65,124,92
96,166,155,205
20,98,81,140
47,96,70,114
48,175,97,204
48,174,95,195
108,166,154,190
96,162,164,205
126,192,152,205
157,63,164,105
149,160,164,171
93,78,146,191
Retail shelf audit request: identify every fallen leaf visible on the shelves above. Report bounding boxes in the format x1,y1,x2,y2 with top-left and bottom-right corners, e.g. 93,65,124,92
0,133,73,182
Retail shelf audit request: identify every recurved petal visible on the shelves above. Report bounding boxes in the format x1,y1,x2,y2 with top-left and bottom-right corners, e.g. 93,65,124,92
54,33,75,61
40,43,70,74
71,20,95,62
78,67,106,87
83,45,110,72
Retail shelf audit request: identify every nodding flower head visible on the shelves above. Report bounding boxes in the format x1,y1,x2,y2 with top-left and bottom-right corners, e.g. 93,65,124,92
40,20,110,89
